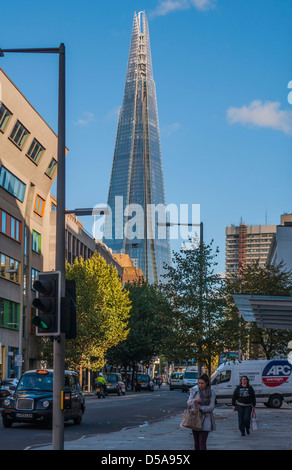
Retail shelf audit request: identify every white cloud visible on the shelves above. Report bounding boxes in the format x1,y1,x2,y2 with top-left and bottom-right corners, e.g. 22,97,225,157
150,0,216,18
74,111,95,127
190,0,216,11
227,100,292,135
150,0,189,17
161,122,181,136
74,107,120,127
103,106,120,122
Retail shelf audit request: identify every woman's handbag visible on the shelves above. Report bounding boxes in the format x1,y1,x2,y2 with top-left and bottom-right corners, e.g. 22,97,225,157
181,405,202,431
251,408,257,431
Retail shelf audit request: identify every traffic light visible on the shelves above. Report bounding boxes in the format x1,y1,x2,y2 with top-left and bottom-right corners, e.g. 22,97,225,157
32,271,61,336
61,279,77,339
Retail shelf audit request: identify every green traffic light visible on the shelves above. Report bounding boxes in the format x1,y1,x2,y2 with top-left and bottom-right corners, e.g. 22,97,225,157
31,271,61,336
32,316,49,329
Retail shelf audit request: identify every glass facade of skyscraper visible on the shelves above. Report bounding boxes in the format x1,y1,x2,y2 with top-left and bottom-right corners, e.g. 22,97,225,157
103,11,171,284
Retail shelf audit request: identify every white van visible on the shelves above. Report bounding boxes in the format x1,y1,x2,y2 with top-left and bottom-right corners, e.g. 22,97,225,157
211,359,292,408
169,372,184,390
182,366,199,393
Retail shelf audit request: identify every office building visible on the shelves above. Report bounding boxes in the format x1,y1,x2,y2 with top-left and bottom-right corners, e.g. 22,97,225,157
48,194,96,269
112,253,143,284
0,67,62,377
225,220,277,278
267,214,292,272
103,11,171,284
0,67,144,378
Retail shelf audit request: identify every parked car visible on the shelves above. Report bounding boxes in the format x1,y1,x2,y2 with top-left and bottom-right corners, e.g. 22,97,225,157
0,379,18,405
135,374,154,392
169,372,184,390
104,373,126,396
1,369,85,428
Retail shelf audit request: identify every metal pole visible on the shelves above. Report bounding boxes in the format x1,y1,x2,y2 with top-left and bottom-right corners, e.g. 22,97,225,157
0,43,66,450
198,222,203,377
53,43,66,451
0,47,60,55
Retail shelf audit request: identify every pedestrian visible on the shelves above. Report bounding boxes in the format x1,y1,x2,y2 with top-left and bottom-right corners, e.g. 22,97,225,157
232,375,256,436
187,373,216,450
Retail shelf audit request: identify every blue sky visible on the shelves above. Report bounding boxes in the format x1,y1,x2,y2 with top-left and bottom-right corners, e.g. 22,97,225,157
1,0,292,274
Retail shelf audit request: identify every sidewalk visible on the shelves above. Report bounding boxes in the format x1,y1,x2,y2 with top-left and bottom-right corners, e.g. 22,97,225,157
33,404,292,451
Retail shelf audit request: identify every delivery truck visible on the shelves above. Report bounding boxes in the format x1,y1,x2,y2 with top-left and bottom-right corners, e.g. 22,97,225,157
182,366,200,393
211,359,292,408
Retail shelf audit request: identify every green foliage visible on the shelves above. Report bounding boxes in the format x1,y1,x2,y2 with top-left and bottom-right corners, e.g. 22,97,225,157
64,253,131,371
162,238,227,374
107,279,174,370
226,260,292,359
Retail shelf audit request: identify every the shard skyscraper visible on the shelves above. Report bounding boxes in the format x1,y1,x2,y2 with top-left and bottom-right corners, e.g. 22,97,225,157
103,11,171,284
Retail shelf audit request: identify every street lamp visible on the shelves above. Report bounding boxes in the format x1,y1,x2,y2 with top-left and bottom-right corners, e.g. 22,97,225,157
65,207,109,216
0,44,66,450
157,221,203,244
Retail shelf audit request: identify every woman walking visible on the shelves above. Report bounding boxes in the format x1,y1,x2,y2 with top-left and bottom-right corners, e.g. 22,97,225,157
187,373,216,450
232,375,256,436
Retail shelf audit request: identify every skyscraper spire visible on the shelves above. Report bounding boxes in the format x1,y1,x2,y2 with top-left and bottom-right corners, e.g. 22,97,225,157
103,11,171,283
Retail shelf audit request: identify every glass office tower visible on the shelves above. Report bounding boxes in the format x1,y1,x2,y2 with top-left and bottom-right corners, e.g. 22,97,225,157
103,11,171,284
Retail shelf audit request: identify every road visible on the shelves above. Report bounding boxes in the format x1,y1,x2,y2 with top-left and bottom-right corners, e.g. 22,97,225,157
0,386,187,450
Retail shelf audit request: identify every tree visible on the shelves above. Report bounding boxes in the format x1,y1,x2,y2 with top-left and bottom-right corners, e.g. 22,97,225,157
226,260,292,359
106,279,174,373
64,253,131,373
162,238,227,375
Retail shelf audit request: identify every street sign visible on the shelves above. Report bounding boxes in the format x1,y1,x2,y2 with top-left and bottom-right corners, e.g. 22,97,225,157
15,354,22,367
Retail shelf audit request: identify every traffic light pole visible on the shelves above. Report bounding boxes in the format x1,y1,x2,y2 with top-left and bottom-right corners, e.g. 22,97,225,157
0,43,66,450
54,43,66,451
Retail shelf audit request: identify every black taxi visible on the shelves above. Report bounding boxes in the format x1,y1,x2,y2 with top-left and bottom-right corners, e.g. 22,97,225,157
1,369,85,428
135,374,154,392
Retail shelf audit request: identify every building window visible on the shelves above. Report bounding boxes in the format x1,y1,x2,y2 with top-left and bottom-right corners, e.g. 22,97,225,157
32,229,41,254
0,298,19,329
31,268,39,290
26,138,45,164
45,158,57,178
67,232,72,264
9,120,30,149
23,270,27,295
0,209,22,242
1,210,6,233
0,253,20,283
0,299,4,325
0,103,12,132
24,225,28,256
0,165,26,202
34,194,46,217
